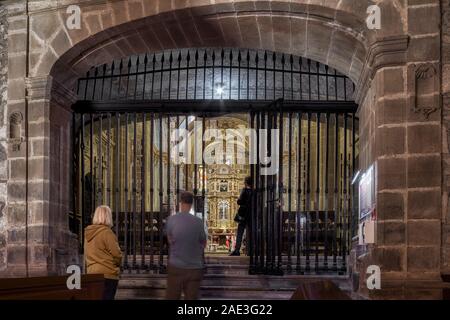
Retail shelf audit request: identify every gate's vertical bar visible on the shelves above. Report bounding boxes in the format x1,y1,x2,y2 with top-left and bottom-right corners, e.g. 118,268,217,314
351,113,356,244
264,52,267,100
177,52,182,100
324,113,330,271
132,113,138,269
202,115,206,224
255,52,259,99
108,62,115,100
277,105,284,274
272,53,276,100
333,113,339,271
315,113,321,271
124,113,129,270
176,116,180,205
166,114,172,264
185,115,189,191
211,51,215,99
167,115,171,227
80,114,86,248
98,115,103,206
249,110,255,273
255,109,261,272
290,55,294,100
202,51,206,100
193,116,198,211
316,62,320,100
308,60,312,101
151,54,156,100
238,51,241,100
305,112,311,272
141,112,146,270
281,54,285,99
266,110,273,273
159,112,164,273
133,57,139,100
228,50,233,99
107,114,111,207
247,51,250,99
287,112,292,272
342,113,348,271
90,114,95,217
220,49,224,100
73,114,79,243
168,52,173,100
125,59,132,99
186,51,191,99
296,112,302,273
142,54,148,99
115,113,120,241
92,67,98,100
149,112,155,270
159,54,164,100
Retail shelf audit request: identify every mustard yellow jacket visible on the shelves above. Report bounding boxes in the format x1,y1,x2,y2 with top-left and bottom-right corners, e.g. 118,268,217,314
84,225,122,280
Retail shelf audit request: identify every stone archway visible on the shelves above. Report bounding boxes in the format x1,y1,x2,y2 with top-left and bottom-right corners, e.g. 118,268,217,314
4,0,445,300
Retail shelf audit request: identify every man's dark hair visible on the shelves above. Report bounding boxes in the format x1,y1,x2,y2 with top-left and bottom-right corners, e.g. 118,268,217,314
244,176,252,187
180,191,194,204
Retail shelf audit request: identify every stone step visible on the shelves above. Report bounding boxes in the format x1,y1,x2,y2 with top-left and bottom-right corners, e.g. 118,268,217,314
116,271,351,300
123,264,347,276
116,286,295,300
125,255,344,263
119,275,349,289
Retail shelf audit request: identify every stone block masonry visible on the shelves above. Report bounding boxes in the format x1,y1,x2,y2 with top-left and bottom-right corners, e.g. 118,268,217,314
0,4,9,273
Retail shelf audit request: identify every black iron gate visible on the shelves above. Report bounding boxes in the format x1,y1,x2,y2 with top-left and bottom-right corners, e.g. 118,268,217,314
72,48,358,275
249,101,357,275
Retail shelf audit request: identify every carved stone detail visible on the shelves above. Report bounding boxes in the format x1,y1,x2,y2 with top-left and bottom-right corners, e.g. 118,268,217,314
408,63,440,120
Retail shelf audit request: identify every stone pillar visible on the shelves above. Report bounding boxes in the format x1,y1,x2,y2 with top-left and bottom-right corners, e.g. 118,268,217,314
4,1,30,277
352,0,443,299
0,4,8,273
441,0,450,277
1,0,80,278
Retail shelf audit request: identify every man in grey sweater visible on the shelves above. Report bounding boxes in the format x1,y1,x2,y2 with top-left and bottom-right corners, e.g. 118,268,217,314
165,191,207,300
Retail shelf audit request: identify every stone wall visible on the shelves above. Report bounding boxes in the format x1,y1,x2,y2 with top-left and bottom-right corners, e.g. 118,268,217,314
0,4,8,273
442,0,450,274
351,0,443,299
0,0,446,299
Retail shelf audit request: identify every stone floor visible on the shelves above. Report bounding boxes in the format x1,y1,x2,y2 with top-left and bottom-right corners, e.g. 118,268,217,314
116,255,354,300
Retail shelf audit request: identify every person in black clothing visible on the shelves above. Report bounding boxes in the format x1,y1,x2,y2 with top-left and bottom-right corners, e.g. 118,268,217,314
230,176,253,256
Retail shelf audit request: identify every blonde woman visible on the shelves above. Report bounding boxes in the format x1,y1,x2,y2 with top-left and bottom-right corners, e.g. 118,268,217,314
84,205,122,300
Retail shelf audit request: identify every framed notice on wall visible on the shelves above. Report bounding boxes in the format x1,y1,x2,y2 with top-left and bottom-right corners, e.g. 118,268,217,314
359,164,375,221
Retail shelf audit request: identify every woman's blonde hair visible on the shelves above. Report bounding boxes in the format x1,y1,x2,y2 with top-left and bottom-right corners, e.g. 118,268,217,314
92,205,113,227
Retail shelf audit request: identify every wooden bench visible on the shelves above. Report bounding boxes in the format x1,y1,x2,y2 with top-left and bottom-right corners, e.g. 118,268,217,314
291,280,351,300
0,274,105,300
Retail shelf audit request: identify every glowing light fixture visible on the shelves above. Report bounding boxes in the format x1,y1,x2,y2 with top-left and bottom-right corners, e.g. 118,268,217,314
215,83,226,97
